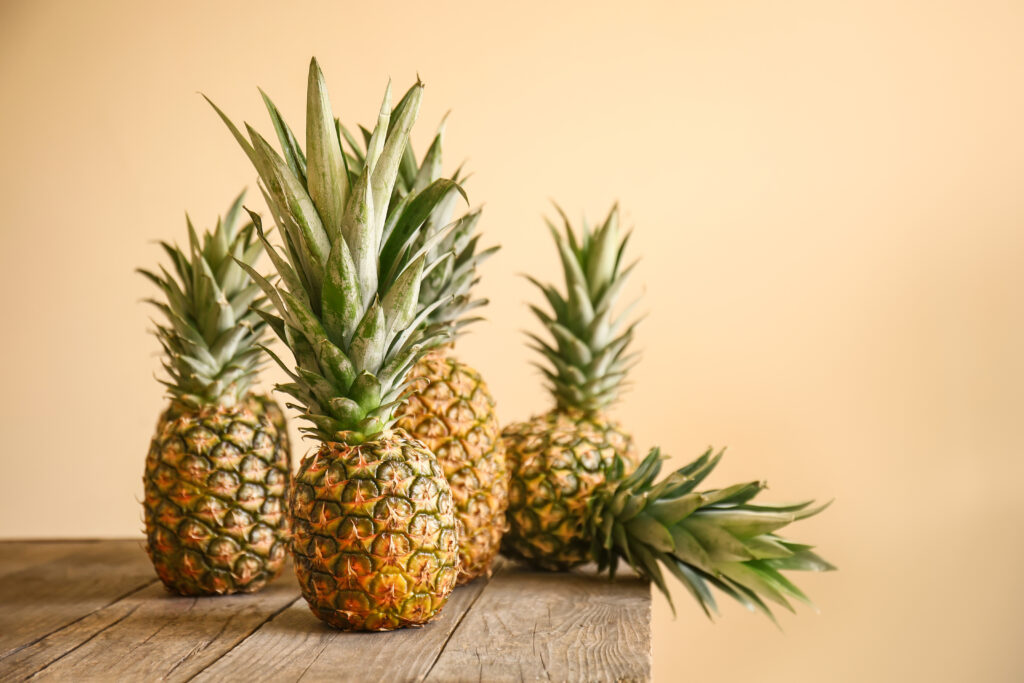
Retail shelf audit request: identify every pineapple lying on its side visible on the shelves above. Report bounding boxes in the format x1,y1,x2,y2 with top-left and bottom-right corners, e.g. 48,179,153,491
210,60,464,630
140,193,291,596
503,206,834,620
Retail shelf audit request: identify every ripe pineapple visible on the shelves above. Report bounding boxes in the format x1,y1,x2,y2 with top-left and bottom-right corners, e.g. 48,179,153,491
397,348,506,584
501,206,640,569
210,59,463,630
331,109,506,583
503,206,833,619
140,193,291,596
383,125,506,584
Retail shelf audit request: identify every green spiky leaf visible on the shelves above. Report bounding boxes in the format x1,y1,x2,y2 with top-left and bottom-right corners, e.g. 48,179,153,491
585,447,834,622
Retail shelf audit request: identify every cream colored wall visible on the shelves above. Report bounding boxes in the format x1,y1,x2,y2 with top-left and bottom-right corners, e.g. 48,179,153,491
1,1,1022,680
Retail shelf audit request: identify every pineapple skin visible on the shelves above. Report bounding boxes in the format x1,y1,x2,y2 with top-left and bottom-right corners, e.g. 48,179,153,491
501,410,637,570
289,430,460,631
143,393,291,596
395,349,508,584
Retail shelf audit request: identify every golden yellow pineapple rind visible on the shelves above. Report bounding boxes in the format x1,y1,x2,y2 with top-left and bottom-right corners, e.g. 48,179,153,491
396,350,508,582
290,430,459,631
144,395,290,595
501,410,635,570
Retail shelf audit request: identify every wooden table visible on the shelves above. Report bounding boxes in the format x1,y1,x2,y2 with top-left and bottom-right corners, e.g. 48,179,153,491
0,540,651,682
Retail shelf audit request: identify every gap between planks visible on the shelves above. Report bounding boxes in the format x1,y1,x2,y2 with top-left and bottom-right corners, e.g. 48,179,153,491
7,574,303,681
1,579,160,668
414,558,499,683
180,595,303,682
0,540,157,660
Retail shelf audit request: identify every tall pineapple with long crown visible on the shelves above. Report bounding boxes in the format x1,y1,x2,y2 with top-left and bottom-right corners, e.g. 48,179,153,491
503,206,834,620
312,104,506,583
382,123,506,584
139,192,291,596
208,59,463,630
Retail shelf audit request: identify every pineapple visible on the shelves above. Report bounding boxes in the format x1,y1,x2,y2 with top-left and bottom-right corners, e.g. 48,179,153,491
501,206,639,570
383,124,506,584
331,109,506,583
209,59,463,630
503,206,834,619
397,348,507,584
139,193,291,596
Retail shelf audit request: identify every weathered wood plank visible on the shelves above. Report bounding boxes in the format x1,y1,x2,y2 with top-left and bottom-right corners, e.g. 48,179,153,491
0,541,120,579
9,568,300,681
0,543,652,682
0,540,157,658
191,560,502,683
0,582,153,678
424,561,651,683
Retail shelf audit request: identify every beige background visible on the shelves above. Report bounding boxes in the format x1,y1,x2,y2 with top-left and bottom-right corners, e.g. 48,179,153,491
2,0,1022,680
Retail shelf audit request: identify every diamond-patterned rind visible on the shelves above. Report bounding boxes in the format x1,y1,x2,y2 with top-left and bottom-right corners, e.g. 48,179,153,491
395,351,508,584
143,394,291,595
501,410,636,570
290,430,459,631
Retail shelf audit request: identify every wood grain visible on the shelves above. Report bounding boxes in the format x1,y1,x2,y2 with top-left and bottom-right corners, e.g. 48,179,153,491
191,560,500,683
0,542,652,682
0,540,156,659
0,540,135,580
9,570,300,681
424,560,651,683
1,581,152,679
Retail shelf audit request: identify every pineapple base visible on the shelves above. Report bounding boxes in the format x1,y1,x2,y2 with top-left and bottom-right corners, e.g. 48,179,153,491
501,410,636,570
143,394,291,596
289,430,459,631
396,350,508,584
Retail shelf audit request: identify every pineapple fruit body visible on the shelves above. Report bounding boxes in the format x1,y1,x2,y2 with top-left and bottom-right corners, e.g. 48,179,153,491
144,394,291,595
501,409,636,570
289,430,459,631
396,348,508,583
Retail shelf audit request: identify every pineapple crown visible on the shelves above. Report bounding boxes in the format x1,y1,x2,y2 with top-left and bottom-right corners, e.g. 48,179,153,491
528,205,640,414
341,112,498,337
587,447,834,622
139,192,267,409
208,59,465,444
